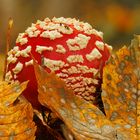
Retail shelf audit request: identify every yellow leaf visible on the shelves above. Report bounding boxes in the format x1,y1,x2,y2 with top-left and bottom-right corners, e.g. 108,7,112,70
102,35,140,140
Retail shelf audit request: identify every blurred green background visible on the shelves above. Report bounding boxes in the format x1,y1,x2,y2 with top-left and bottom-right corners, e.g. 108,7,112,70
0,0,140,79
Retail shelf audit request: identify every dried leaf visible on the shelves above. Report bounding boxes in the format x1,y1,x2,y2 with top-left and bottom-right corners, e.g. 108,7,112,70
0,81,36,140
102,35,140,140
34,61,116,140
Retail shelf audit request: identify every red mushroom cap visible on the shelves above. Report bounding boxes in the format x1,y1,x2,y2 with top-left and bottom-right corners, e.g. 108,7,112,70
6,17,112,109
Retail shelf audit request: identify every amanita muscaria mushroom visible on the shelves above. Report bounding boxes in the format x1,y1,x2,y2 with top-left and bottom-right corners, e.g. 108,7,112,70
6,17,112,109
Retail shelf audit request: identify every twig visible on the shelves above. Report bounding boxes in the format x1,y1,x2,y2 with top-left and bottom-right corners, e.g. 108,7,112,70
3,17,13,81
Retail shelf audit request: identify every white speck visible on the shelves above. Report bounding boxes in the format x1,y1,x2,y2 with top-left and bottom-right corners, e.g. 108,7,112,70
56,45,66,54
29,30,41,38
98,31,103,38
43,58,65,71
86,48,102,61
76,64,98,75
12,62,23,74
95,41,104,50
15,50,21,57
14,74,17,79
83,22,92,30
74,22,83,31
16,33,25,44
42,22,59,30
74,87,85,92
7,54,17,64
12,46,19,54
26,26,37,33
67,55,84,63
25,59,33,66
19,38,28,45
39,21,47,29
84,29,103,39
66,34,90,51
5,71,13,82
36,45,53,54
56,73,68,78
20,46,31,57
52,17,73,24
84,77,98,85
66,66,80,74
40,30,63,40
25,26,40,37
105,43,112,53
7,49,13,56
58,24,73,34
44,18,51,22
